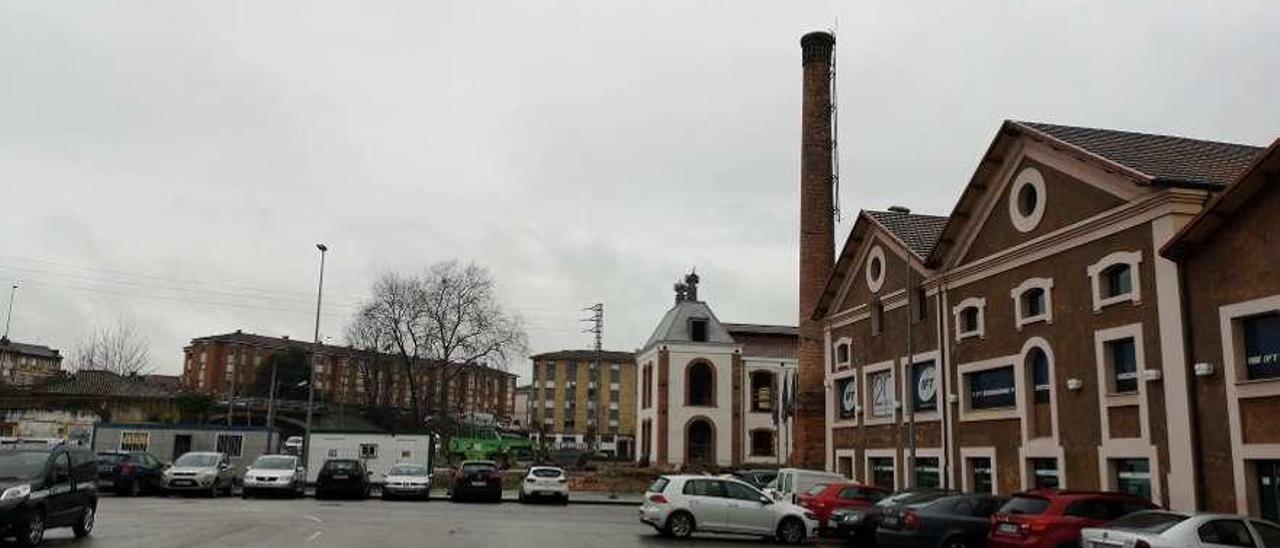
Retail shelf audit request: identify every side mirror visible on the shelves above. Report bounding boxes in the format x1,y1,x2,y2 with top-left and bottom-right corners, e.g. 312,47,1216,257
759,496,773,505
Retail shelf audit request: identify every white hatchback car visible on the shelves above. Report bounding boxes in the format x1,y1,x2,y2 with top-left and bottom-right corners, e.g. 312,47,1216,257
639,475,819,544
518,465,569,504
1081,510,1280,548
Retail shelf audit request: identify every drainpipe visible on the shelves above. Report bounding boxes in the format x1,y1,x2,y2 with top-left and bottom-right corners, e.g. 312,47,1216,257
1176,259,1205,510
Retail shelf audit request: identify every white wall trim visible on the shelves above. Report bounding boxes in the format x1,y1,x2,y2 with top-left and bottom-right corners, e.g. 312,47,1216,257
834,337,853,371
866,245,887,294
900,350,943,423
1011,277,1054,330
864,448,899,490
1087,250,1144,312
957,354,1020,422
1018,336,1061,443
952,297,987,342
1220,293,1280,515
835,448,858,481
862,360,898,426
1008,167,1048,233
959,446,997,494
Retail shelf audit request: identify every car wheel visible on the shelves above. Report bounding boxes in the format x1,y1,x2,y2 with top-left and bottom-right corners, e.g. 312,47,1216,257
665,511,694,539
560,494,569,506
14,510,45,547
777,517,806,545
518,491,526,504
73,505,96,538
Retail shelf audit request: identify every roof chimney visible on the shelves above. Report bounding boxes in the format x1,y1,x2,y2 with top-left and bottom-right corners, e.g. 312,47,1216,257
888,205,911,214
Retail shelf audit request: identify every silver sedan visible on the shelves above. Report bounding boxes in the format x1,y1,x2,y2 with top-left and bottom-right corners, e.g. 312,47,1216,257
1082,511,1280,548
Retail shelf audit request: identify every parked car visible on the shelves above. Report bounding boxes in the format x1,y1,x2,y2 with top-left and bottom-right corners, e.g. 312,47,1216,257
451,460,502,502
797,482,890,529
766,467,847,504
830,488,957,547
1081,511,1280,548
381,462,432,501
0,442,98,546
315,459,370,500
518,465,568,504
988,490,1156,548
241,454,305,498
877,493,1009,548
731,469,779,490
638,474,819,544
283,436,303,455
162,452,234,497
95,450,166,496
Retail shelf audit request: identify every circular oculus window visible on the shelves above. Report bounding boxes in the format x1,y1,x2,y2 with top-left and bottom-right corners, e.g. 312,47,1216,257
1008,167,1047,233
866,245,887,293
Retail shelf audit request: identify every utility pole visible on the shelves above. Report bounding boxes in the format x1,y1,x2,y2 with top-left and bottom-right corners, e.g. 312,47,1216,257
266,355,279,452
582,303,603,452
896,206,918,489
303,243,328,471
3,284,17,340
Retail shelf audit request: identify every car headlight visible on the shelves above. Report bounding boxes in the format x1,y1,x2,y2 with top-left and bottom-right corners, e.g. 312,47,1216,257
847,513,863,523
1,484,32,501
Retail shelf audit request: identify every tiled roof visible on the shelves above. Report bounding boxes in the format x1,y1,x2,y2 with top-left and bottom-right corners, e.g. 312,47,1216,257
722,323,798,337
40,370,174,398
864,210,950,258
146,374,184,391
528,349,635,363
0,338,62,360
1018,121,1265,187
1163,139,1280,259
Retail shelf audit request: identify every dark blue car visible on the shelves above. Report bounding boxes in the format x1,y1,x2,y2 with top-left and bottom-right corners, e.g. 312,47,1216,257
96,451,165,496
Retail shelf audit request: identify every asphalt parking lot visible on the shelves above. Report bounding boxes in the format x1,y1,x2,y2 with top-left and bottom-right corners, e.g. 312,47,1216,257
16,495,846,548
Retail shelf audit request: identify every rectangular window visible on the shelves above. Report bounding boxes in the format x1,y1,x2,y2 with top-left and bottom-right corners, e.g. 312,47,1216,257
968,367,1016,410
1110,338,1138,393
360,443,378,459
837,456,853,479
119,431,150,452
969,457,993,494
914,457,940,488
216,433,244,458
911,361,937,411
872,300,884,336
1244,312,1280,380
1114,458,1151,500
837,377,857,419
1031,458,1059,489
750,430,775,456
870,457,895,490
869,371,894,418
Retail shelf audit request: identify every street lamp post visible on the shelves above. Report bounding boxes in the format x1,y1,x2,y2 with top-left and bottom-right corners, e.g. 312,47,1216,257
303,244,328,470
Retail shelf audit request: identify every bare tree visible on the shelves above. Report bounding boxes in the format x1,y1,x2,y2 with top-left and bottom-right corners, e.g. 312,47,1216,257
71,319,152,375
348,261,527,428
344,314,395,411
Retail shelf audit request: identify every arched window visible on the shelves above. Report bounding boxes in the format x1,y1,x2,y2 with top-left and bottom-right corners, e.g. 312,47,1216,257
687,361,715,407
1088,251,1143,311
749,370,774,412
834,339,851,370
961,307,980,332
1027,347,1050,404
686,418,715,465
1011,277,1053,329
953,297,986,341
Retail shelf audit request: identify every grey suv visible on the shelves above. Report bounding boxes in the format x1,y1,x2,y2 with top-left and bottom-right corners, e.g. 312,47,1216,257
162,452,234,497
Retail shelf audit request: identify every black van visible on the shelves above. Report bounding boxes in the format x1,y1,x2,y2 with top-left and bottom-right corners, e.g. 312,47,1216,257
0,441,98,546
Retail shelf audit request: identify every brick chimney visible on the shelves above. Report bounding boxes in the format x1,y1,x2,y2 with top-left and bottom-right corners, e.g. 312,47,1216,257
794,30,836,469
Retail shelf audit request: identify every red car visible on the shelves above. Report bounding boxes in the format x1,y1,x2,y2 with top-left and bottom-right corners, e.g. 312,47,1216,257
797,482,890,529
988,490,1156,548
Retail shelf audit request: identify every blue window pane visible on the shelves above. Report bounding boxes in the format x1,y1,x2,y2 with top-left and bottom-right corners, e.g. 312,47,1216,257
1030,349,1050,404
1244,313,1280,380
1111,339,1137,393
969,367,1015,410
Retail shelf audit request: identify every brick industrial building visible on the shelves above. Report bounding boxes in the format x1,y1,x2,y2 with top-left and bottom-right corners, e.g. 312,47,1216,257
183,331,517,422
528,349,636,458
806,116,1278,516
0,337,63,387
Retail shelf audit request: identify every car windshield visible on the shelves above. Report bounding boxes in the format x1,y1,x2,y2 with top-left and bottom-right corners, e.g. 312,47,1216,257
1106,512,1190,533
97,453,128,463
461,463,496,474
805,484,829,496
252,456,296,470
876,490,929,507
174,453,219,467
389,464,428,476
0,451,48,480
531,468,562,478
326,461,359,472
1001,496,1051,515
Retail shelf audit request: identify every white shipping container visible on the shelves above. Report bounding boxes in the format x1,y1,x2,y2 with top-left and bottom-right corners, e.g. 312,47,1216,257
304,432,435,484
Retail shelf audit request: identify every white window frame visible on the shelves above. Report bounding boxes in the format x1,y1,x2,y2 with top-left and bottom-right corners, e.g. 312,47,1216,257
864,449,899,491
866,245,887,293
900,350,942,423
1219,295,1280,514
834,337,853,370
1011,277,1054,330
960,447,998,494
1008,167,1047,233
952,297,987,342
360,443,379,459
832,368,860,426
834,448,858,481
1087,251,1143,312
862,360,897,426
118,431,150,453
958,356,1020,422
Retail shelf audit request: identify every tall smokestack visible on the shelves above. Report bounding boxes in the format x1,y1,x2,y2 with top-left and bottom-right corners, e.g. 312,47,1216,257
794,30,836,469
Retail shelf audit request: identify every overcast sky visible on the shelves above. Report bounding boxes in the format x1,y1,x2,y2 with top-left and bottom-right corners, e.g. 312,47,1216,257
2,1,1277,382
